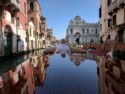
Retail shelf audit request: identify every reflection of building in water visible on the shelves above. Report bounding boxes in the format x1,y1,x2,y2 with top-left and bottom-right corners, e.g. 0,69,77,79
0,51,49,94
97,56,125,94
0,60,35,94
70,54,85,66
32,55,49,86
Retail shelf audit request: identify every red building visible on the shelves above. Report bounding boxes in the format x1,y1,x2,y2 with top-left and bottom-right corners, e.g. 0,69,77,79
0,0,20,57
0,60,35,94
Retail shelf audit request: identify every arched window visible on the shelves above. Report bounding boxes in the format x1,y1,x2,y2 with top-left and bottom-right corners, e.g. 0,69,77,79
24,2,26,15
87,29,89,34
95,29,98,34
82,29,84,34
70,29,73,34
30,2,34,10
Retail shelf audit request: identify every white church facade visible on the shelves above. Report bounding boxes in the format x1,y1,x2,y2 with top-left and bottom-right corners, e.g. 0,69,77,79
66,16,99,45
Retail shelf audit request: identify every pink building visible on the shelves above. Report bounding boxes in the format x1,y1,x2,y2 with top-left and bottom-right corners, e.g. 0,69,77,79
0,0,29,57
0,0,20,57
16,0,28,51
27,0,42,49
0,59,35,94
32,55,49,86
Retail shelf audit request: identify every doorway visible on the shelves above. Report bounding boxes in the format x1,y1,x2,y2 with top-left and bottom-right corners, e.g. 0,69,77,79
76,38,80,45
4,25,12,56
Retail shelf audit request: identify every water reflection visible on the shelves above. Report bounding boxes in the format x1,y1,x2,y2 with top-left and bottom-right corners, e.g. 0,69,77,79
35,54,98,94
70,53,85,66
97,56,125,94
0,50,50,94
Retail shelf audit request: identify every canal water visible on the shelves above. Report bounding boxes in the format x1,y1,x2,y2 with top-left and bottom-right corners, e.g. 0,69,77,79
35,54,98,94
1,50,124,94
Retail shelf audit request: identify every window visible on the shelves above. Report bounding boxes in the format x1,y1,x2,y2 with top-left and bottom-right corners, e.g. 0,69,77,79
30,2,34,10
107,0,112,6
87,29,89,34
82,29,84,34
11,13,14,24
108,35,110,39
99,6,102,18
113,15,116,25
95,29,98,34
118,29,124,43
24,2,26,15
30,28,32,36
33,30,35,37
16,17,19,26
70,29,73,34
108,19,111,27
0,5,3,18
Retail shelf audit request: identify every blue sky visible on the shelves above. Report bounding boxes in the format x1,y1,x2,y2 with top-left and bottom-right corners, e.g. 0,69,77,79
38,0,99,40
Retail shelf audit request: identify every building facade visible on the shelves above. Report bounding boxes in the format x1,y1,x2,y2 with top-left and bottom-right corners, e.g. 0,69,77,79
28,21,35,50
99,0,125,43
0,0,55,57
0,0,20,57
27,0,42,49
66,16,99,45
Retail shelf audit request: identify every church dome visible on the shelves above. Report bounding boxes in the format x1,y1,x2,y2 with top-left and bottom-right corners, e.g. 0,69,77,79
74,16,81,21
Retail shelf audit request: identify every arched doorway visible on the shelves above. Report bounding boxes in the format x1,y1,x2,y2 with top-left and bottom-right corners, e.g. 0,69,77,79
75,32,80,45
76,38,79,45
4,25,12,56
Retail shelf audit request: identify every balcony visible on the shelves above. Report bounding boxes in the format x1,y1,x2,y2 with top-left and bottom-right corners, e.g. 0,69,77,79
39,32,44,38
117,0,125,6
5,0,20,13
108,0,117,15
108,0,125,15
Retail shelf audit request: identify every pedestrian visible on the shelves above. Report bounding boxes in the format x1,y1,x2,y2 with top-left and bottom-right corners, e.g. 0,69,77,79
54,39,71,56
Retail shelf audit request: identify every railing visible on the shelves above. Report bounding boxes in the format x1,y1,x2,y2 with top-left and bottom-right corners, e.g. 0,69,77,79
11,0,20,10
108,0,117,13
5,0,20,11
108,0,125,14
117,0,125,6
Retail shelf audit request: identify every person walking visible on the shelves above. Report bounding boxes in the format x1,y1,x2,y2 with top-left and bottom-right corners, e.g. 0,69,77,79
54,39,71,55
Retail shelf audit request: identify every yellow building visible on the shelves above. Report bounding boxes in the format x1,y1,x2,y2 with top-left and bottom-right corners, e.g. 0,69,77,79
28,21,35,50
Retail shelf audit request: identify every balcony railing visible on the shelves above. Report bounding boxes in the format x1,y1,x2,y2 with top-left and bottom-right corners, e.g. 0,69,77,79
117,0,125,6
108,0,117,14
5,0,20,13
108,0,125,14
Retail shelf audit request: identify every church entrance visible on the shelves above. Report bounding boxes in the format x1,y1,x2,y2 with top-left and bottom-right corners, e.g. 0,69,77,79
76,38,79,45
75,32,80,45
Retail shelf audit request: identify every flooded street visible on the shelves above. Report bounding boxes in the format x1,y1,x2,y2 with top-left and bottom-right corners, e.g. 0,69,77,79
35,54,98,94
